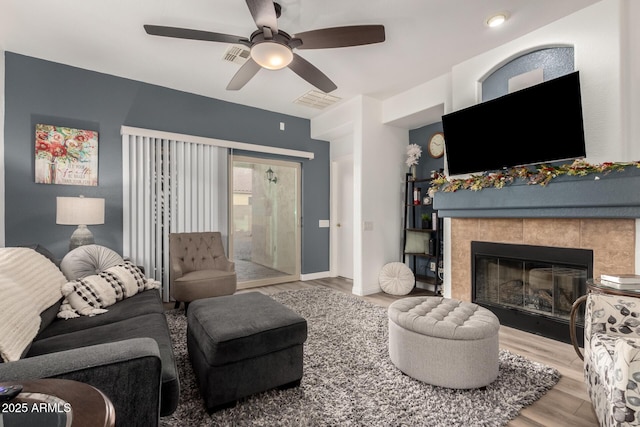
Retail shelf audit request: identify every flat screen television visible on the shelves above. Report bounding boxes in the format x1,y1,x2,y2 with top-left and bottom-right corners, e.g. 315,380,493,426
441,71,586,176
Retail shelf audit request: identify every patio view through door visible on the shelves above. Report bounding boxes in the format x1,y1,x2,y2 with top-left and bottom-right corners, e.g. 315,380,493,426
230,155,301,288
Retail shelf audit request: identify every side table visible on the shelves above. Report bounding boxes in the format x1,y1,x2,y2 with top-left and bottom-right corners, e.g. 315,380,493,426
0,379,115,427
569,278,640,360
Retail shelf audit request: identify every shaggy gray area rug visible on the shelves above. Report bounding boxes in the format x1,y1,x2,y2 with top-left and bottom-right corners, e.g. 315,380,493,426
160,287,560,426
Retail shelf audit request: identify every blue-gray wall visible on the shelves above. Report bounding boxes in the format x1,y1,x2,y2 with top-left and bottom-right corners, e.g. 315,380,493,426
482,47,574,101
4,52,330,273
408,122,445,179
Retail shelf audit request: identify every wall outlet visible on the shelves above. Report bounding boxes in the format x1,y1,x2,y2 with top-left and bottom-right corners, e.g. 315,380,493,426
363,221,374,231
430,261,436,271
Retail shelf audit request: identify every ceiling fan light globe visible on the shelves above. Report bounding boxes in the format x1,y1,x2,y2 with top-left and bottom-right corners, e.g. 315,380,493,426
251,41,293,70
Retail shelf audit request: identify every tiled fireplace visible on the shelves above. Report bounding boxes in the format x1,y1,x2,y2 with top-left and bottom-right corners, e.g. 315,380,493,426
450,218,636,342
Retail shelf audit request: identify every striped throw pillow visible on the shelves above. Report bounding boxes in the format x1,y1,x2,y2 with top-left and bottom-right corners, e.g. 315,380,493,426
59,261,160,317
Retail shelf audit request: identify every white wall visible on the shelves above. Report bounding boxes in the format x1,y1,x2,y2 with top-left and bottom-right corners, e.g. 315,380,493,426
311,97,359,142
0,51,5,247
313,96,408,295
359,97,408,295
379,0,639,164
627,0,640,274
382,73,451,129
450,0,633,163
625,0,640,159
313,97,360,286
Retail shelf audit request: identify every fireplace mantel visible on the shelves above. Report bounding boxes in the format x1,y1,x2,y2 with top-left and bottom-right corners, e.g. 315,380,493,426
433,168,640,218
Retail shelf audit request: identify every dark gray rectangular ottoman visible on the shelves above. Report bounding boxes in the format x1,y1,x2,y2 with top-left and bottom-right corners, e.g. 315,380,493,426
187,292,308,412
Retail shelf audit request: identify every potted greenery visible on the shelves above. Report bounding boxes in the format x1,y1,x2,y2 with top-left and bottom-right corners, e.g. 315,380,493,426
421,213,431,229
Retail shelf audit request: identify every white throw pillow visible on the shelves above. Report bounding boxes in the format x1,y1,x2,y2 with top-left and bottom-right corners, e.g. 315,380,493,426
60,244,124,280
379,262,415,296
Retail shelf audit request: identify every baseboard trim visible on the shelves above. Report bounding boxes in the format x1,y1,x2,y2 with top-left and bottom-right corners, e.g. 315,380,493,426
300,271,331,281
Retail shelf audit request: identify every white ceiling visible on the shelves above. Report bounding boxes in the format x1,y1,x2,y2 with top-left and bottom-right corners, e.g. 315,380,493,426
0,0,600,126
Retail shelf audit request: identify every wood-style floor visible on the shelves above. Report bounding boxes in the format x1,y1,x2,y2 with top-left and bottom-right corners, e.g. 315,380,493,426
233,277,598,426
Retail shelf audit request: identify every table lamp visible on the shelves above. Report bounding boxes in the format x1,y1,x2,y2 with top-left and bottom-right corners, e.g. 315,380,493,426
56,196,105,251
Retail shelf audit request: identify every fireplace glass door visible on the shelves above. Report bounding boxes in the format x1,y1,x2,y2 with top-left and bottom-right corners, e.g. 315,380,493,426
472,242,592,338
474,256,587,322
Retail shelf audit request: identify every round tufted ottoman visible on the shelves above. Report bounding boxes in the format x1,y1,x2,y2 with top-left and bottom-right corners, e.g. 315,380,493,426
388,296,500,389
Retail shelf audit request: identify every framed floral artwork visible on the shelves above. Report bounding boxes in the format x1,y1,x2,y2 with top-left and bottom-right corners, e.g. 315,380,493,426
35,124,98,186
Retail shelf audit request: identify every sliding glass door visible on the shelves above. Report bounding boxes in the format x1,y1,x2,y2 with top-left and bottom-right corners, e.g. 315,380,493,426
230,155,301,288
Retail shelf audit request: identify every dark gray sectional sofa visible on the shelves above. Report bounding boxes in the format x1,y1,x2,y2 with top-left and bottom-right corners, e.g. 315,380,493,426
0,247,179,426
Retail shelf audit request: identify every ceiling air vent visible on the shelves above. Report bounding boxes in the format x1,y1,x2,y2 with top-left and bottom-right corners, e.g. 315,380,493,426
222,45,250,65
294,90,341,110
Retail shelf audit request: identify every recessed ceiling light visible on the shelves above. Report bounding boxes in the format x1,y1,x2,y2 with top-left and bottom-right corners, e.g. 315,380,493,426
487,13,508,28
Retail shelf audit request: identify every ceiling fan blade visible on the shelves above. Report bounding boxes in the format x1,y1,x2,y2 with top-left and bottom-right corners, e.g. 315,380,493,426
144,25,250,46
226,58,262,90
288,54,337,93
245,0,278,33
294,25,385,49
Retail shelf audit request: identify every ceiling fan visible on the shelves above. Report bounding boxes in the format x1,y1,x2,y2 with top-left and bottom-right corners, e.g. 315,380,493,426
144,0,385,93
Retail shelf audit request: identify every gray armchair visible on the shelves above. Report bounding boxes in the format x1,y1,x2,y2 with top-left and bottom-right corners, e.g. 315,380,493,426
169,232,237,309
572,292,640,426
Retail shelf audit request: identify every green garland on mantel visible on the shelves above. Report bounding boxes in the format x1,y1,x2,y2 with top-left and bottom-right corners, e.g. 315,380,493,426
429,159,640,194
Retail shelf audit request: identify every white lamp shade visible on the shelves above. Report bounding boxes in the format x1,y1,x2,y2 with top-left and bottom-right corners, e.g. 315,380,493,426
56,196,105,225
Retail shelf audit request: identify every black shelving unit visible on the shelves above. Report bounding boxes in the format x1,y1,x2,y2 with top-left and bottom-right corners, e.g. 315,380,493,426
403,173,443,294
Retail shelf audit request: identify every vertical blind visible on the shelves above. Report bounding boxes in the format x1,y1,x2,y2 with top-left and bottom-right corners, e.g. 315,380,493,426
122,132,227,301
